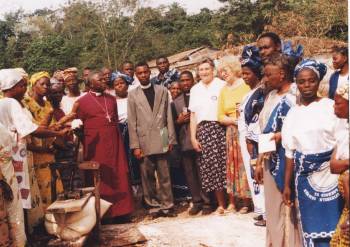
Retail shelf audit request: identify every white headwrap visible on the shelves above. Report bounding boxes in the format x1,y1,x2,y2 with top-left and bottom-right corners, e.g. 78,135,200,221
0,69,23,91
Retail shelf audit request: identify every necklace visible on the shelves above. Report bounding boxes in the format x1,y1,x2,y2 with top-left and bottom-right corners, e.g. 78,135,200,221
89,92,112,122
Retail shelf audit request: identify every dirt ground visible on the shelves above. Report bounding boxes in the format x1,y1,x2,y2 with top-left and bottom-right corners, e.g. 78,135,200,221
36,189,266,246
99,201,266,247
137,211,265,247
100,186,267,247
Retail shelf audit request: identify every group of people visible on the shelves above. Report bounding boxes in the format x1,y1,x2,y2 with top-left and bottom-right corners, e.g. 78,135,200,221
0,31,348,247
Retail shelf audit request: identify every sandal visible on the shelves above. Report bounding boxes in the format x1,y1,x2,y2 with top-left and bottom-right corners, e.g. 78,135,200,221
226,204,237,213
254,220,266,227
214,206,225,215
253,215,263,221
239,206,249,214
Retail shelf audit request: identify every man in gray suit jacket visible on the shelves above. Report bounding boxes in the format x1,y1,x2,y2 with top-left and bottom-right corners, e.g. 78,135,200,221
171,71,211,216
128,61,177,217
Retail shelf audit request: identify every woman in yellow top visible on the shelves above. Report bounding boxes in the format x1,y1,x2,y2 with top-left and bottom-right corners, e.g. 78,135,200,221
218,56,251,213
23,72,63,211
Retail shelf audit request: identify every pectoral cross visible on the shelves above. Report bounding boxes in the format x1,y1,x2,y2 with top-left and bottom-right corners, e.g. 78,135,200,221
106,114,112,123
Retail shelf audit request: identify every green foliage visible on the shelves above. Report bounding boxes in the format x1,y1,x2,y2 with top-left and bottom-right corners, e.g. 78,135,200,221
0,0,347,73
23,35,80,73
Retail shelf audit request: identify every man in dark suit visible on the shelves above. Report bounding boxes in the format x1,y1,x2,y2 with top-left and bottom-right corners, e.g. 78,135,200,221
171,71,211,215
128,62,177,217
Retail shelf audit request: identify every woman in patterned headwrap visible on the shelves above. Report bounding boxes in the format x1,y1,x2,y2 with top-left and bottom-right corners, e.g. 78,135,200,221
255,53,302,247
330,84,349,247
282,59,343,247
112,72,141,186
237,45,267,225
23,72,63,211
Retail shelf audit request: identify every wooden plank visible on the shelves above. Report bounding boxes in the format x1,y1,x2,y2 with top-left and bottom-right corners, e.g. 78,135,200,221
78,161,100,170
46,193,92,213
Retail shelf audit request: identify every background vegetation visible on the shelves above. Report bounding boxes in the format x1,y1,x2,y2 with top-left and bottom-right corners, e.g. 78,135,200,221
0,0,347,73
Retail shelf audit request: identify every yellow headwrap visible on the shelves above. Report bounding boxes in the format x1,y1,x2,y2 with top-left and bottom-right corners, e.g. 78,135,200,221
29,71,50,87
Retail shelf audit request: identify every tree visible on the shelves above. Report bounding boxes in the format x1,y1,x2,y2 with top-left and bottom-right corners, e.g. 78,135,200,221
23,34,80,73
0,0,347,72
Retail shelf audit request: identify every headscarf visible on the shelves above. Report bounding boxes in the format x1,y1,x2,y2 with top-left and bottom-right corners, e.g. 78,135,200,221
336,83,349,100
282,41,304,59
294,59,327,81
0,68,23,91
63,67,78,82
111,71,132,85
63,73,76,82
14,68,29,81
240,45,263,78
29,71,50,87
50,77,61,85
64,67,78,74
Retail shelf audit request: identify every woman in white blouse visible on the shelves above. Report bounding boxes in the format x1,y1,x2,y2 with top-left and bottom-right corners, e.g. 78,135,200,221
189,58,226,214
0,69,68,245
113,73,141,186
282,59,343,247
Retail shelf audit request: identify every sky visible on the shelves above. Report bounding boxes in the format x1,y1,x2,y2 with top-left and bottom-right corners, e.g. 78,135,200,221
0,0,225,18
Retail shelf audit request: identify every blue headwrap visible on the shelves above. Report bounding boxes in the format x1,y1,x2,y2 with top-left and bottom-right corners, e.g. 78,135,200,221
282,41,304,59
111,71,134,85
241,45,263,78
294,59,327,81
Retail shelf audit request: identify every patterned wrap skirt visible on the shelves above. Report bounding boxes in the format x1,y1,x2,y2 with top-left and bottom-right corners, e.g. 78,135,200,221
226,125,251,198
0,147,26,246
330,171,349,247
196,121,226,193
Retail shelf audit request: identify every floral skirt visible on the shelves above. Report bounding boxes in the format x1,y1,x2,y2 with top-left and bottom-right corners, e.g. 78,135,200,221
27,152,63,233
34,163,63,209
26,151,44,234
226,125,251,198
196,121,226,193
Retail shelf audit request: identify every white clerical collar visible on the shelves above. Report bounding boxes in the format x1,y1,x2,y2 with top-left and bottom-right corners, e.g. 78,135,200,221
90,90,102,97
140,83,152,89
